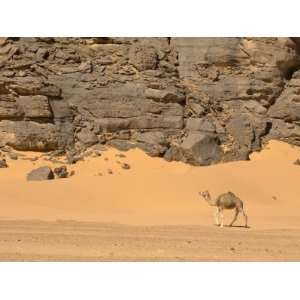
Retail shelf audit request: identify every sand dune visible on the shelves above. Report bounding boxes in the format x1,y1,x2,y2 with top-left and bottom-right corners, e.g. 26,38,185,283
1,140,300,228
1,140,300,260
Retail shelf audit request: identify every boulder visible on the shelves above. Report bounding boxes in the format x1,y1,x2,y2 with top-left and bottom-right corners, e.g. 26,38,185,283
136,142,167,157
179,133,222,165
76,128,98,146
106,140,136,151
186,118,216,132
53,165,69,178
163,145,183,162
8,152,18,160
27,166,54,181
135,131,166,145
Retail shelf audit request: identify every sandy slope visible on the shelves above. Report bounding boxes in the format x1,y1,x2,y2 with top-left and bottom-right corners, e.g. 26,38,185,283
1,140,300,260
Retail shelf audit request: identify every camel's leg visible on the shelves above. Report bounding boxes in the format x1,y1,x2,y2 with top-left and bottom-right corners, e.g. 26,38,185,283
242,210,248,228
214,208,220,226
229,208,239,227
219,208,224,228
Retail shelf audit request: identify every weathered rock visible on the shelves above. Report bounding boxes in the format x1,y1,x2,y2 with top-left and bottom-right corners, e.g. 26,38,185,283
17,95,52,119
145,88,185,104
0,120,73,151
76,128,98,146
226,114,254,149
186,118,216,132
53,165,69,178
121,163,131,170
26,166,54,181
136,142,167,157
294,159,300,165
0,159,8,168
0,145,12,152
8,152,18,160
78,60,93,73
1,77,62,98
66,151,77,164
0,38,8,47
106,139,136,151
36,48,49,61
129,44,158,71
179,133,222,165
0,95,20,119
164,145,183,162
135,131,166,145
268,70,300,122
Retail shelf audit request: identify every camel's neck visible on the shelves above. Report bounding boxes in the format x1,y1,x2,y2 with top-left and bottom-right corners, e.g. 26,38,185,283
205,194,217,206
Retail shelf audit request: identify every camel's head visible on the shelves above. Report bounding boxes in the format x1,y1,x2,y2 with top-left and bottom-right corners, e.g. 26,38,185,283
199,190,210,201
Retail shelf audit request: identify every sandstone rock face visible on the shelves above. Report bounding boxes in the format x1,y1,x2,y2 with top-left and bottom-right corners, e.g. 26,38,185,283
1,37,300,165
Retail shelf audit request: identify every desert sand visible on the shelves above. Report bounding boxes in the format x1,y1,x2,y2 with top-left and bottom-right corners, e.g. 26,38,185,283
1,140,300,261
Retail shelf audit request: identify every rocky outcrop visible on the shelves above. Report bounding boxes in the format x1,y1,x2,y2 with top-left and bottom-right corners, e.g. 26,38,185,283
1,37,300,165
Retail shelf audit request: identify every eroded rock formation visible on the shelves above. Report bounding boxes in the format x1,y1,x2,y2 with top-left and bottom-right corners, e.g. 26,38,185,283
1,37,300,165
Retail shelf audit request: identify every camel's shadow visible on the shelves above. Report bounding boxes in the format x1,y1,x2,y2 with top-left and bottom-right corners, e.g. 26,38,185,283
214,224,251,229
224,225,251,229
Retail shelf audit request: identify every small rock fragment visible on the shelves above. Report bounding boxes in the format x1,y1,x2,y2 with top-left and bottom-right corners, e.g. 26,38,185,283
1,146,11,152
92,151,102,157
0,159,8,168
294,159,300,165
8,152,18,160
121,163,131,170
69,170,75,177
53,165,69,178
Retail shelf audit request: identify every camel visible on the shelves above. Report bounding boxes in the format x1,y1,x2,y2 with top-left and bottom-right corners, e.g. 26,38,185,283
199,190,248,228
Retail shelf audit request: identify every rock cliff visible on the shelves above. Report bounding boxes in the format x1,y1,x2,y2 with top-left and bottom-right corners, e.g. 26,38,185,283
1,37,300,165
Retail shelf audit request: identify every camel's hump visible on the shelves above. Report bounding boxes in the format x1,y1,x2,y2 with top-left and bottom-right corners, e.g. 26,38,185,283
225,191,238,197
